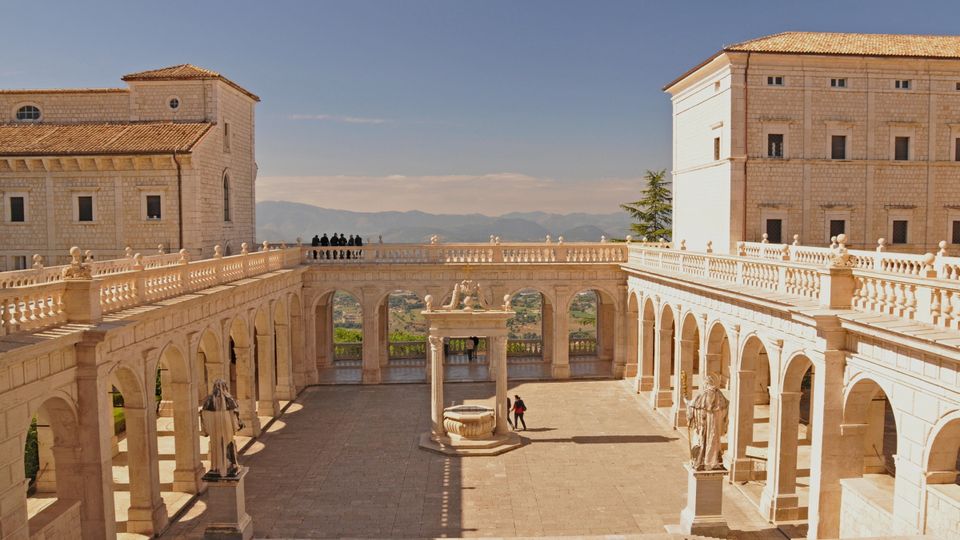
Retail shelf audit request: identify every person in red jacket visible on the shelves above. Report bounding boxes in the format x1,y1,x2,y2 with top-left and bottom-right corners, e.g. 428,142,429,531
513,395,527,431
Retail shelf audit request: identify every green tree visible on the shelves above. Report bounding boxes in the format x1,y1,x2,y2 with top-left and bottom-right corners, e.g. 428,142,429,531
621,169,672,241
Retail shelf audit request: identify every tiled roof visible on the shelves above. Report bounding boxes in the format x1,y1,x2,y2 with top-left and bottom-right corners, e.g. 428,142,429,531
725,32,960,58
665,32,960,91
0,88,128,95
122,64,260,101
0,122,213,157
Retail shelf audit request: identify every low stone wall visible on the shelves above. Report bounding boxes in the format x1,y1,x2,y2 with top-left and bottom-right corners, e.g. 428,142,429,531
839,477,894,538
28,499,80,540
925,485,960,540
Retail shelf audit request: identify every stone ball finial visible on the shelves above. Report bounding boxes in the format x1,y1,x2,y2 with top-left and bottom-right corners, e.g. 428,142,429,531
296,237,302,246
32,254,43,269
642,236,648,242
876,238,887,252
490,235,495,244
600,235,607,243
923,252,936,265
761,233,769,244
84,250,93,262
836,234,847,248
938,240,947,257
424,294,434,312
158,244,165,255
133,253,143,267
214,244,223,258
125,246,133,258
737,241,746,256
503,293,511,310
241,242,249,255
706,240,713,253
545,235,552,244
625,235,632,244
679,239,687,250
262,241,269,252
178,249,189,263
557,236,564,244
792,234,800,246
829,236,838,249
494,236,501,245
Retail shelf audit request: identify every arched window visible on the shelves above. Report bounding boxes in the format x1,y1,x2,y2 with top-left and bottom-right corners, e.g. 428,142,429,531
223,174,231,222
15,105,41,121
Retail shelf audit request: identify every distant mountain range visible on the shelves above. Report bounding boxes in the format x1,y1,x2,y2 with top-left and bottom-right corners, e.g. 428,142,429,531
256,201,633,243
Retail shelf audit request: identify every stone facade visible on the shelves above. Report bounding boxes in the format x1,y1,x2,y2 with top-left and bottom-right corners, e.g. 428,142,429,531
668,33,960,254
0,66,258,270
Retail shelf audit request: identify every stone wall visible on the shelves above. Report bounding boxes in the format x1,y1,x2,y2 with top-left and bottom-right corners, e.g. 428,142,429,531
839,478,895,538
0,90,129,122
925,485,960,540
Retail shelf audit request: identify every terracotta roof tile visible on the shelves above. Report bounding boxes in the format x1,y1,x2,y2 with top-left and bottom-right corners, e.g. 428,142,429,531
122,64,260,101
725,32,960,58
0,122,213,157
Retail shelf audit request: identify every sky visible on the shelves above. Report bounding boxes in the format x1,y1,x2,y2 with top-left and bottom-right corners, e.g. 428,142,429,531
4,0,960,215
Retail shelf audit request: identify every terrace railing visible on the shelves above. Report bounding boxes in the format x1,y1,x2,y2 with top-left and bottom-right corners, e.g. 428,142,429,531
299,242,628,265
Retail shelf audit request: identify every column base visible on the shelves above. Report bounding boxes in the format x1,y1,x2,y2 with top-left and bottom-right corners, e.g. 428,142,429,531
127,502,169,536
551,364,570,379
204,467,253,540
635,375,653,393
237,414,261,438
362,368,381,384
256,399,279,419
173,466,206,494
650,389,673,409
612,363,626,378
729,457,754,482
666,463,728,538
275,384,297,401
671,403,688,428
760,489,800,522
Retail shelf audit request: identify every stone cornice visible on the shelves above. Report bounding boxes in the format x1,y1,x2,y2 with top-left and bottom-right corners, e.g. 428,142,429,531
0,154,192,174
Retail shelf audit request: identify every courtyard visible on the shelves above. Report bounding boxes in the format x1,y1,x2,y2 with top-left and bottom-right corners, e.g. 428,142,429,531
161,380,795,539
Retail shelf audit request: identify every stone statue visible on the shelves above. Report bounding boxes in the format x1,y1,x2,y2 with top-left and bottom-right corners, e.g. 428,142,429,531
442,280,489,311
200,379,244,478
685,374,729,471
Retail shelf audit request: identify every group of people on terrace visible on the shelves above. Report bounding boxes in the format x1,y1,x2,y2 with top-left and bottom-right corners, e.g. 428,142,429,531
310,233,363,259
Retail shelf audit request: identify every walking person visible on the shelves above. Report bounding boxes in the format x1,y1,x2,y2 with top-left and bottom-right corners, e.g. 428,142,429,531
466,336,476,361
506,396,514,429
513,394,527,431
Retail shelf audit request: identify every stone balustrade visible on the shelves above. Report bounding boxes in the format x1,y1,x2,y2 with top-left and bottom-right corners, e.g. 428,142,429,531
299,242,628,264
0,244,303,336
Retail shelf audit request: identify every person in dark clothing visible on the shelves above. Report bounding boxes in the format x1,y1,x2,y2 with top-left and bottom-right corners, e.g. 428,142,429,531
506,397,514,429
331,233,339,259
311,235,320,259
355,235,363,259
320,233,330,259
468,336,480,361
339,233,347,260
513,395,527,430
346,235,355,259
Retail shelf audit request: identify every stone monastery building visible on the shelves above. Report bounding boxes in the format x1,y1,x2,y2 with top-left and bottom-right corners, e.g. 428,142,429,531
0,65,258,271
0,34,959,540
668,32,960,254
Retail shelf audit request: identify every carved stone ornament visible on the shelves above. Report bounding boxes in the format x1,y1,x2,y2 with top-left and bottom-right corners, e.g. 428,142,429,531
828,234,856,268
61,247,93,280
440,280,490,311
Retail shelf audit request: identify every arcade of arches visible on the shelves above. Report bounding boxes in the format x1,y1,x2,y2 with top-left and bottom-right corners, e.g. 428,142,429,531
0,247,958,540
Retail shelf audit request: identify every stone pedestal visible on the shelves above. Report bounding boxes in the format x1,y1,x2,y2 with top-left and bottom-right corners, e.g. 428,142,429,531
667,464,729,538
203,467,253,540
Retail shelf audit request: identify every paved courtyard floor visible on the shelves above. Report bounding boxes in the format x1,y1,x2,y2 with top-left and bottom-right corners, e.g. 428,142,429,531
162,380,798,539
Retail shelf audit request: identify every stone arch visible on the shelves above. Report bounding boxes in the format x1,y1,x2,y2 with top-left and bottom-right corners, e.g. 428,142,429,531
156,343,203,495
566,287,616,363
227,314,258,435
26,393,81,501
624,290,640,378
253,304,278,417
924,412,960,485
506,287,556,363
652,302,676,409
197,326,223,402
729,334,773,482
273,296,296,400
311,289,364,370
705,320,732,389
677,311,701,405
287,292,308,390
379,289,427,366
636,294,657,392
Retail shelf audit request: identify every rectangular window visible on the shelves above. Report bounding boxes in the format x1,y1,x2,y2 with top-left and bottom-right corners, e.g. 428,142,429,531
713,137,720,161
831,135,847,160
9,196,24,222
831,78,847,88
892,220,909,244
767,76,784,86
955,138,960,162
12,256,27,271
146,195,162,220
78,196,93,222
765,219,783,244
894,136,910,160
829,220,846,238
767,134,784,158
223,122,231,152
956,82,960,91
953,220,960,244
895,79,911,90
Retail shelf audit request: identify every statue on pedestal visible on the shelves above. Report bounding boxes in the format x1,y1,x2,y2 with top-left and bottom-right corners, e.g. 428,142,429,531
200,379,244,478
685,374,729,471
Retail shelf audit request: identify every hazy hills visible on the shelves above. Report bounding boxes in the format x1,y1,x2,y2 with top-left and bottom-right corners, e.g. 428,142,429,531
256,201,633,243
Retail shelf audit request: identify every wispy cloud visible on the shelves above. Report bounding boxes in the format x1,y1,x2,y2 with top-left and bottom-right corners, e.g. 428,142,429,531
257,173,642,215
287,113,390,125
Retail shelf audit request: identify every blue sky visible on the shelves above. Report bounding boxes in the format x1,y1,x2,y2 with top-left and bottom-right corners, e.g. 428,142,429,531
4,0,960,214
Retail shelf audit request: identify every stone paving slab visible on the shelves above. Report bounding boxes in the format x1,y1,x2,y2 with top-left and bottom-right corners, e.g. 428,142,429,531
162,380,795,539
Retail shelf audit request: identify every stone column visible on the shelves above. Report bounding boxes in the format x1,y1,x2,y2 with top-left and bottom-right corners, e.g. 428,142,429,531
637,318,655,392
541,300,554,364
378,302,390,367
256,331,279,417
124,406,168,535
805,351,846,540
429,336,445,437
171,380,204,494
599,300,616,361
760,391,801,521
729,369,756,481
298,307,318,386
651,327,673,408
611,291,628,377
361,296,382,384
233,345,261,437
492,335,510,435
274,322,296,400
73,339,117,539
552,303,570,379
672,337,695,428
